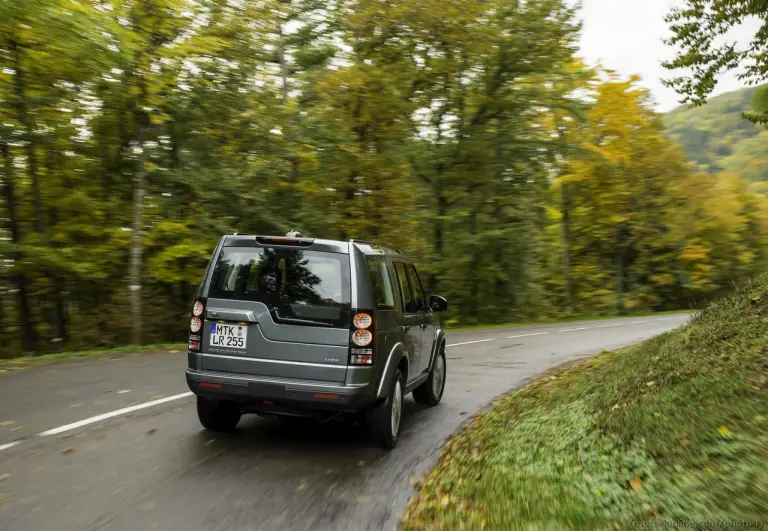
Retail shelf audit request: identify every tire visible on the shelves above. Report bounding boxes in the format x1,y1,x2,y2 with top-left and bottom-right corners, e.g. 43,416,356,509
368,369,404,449
413,344,446,406
196,396,241,432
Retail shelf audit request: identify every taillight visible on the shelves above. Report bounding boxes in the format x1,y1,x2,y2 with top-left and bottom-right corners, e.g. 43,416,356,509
189,298,206,352
349,311,374,365
189,335,201,351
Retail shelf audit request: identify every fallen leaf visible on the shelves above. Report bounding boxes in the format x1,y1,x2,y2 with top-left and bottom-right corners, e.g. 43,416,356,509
117,390,131,394
630,476,643,491
358,461,366,467
440,496,450,507
139,501,155,511
0,421,15,427
0,473,10,481
680,439,691,447
646,381,656,387
718,426,731,436
70,403,83,408
147,429,157,436
754,415,764,423
61,447,74,454
358,496,371,504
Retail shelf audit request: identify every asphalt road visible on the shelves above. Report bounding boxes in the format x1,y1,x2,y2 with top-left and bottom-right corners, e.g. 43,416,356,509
0,314,690,531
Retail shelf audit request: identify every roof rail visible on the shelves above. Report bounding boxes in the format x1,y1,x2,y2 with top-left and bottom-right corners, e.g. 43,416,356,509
350,239,403,255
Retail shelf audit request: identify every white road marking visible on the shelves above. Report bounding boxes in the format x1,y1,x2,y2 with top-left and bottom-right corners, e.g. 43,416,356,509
631,320,650,324
447,339,495,348
506,332,549,339
24,315,688,439
39,392,193,437
0,441,21,452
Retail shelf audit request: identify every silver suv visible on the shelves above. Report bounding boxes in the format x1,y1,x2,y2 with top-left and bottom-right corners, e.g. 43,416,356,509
185,233,448,448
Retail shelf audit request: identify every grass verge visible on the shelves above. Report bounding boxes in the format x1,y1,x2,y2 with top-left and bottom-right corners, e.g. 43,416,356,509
0,343,186,372
446,309,692,332
402,277,768,530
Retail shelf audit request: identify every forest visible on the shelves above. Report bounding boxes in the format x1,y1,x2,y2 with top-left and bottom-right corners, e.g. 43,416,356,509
1,0,767,356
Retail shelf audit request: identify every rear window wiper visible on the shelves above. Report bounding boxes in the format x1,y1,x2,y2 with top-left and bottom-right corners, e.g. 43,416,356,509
272,309,333,327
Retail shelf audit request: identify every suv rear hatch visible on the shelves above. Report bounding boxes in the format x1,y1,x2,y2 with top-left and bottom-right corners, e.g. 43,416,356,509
201,243,350,383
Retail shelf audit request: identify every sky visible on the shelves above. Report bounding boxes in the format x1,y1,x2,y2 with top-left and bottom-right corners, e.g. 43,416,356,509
576,0,760,112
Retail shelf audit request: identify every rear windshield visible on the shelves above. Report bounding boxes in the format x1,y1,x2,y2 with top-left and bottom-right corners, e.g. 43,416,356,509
208,247,351,328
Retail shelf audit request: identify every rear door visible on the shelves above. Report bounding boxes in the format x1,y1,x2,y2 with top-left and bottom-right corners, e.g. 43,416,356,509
393,261,422,383
201,244,351,383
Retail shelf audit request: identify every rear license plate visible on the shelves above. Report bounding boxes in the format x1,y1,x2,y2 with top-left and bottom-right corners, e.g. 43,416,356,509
210,322,248,349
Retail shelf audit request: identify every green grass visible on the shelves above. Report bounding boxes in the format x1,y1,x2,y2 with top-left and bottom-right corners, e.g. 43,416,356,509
446,309,692,332
401,276,768,530
0,343,186,371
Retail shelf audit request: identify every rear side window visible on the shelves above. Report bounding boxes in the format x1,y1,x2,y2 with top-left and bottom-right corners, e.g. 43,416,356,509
365,256,396,310
407,265,426,306
208,247,351,328
394,262,413,313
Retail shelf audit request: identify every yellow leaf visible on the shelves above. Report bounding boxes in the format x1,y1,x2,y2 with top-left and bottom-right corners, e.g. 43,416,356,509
630,476,642,491
718,426,731,436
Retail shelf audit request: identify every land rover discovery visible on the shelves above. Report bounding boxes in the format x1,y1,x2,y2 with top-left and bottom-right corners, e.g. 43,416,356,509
185,233,448,448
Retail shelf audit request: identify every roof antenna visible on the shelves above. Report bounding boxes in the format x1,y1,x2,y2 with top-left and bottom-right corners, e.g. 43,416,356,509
286,230,303,238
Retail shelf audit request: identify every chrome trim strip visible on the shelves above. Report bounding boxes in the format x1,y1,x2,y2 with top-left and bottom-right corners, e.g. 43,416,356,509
377,342,403,396
200,353,345,369
187,369,365,390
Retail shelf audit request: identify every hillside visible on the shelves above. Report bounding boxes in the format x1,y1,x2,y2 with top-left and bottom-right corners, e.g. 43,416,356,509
401,276,768,529
664,85,768,182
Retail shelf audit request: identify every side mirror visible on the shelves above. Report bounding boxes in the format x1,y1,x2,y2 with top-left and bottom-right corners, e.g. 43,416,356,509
429,295,448,312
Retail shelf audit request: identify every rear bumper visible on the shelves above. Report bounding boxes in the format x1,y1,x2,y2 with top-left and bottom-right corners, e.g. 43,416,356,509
185,368,379,413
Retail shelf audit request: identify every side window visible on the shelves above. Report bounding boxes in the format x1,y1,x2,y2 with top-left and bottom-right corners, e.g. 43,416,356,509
366,256,395,309
394,262,413,313
407,265,426,310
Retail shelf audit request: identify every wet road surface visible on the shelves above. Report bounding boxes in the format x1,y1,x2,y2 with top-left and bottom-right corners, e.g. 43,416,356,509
0,315,690,531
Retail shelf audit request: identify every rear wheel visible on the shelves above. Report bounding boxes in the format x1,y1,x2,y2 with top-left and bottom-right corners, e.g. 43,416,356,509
413,345,446,406
196,396,241,432
368,369,404,449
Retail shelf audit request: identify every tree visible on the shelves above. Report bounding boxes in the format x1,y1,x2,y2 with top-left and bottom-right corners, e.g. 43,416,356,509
663,0,768,125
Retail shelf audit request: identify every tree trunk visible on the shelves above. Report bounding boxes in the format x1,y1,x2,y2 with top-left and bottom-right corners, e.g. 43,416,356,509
2,141,37,353
11,37,66,350
561,184,574,314
468,206,481,323
615,225,627,315
129,129,147,345
276,21,301,227
431,193,447,293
